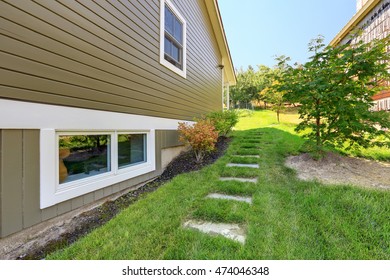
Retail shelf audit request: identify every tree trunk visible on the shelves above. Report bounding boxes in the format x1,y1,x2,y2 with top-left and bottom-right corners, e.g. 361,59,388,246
313,98,321,150
277,110,280,123
315,116,321,150
316,116,321,148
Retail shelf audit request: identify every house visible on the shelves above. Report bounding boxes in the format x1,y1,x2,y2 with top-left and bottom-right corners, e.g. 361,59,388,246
330,0,390,111
0,0,236,241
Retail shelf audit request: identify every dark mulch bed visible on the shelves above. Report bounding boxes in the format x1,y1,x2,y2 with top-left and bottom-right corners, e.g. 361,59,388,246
21,136,230,259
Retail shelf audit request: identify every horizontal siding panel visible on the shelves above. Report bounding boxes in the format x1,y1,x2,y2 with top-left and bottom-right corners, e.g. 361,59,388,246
0,62,194,118
9,0,212,98
0,30,216,113
52,0,160,55
0,6,217,111
0,21,213,111
104,0,160,34
0,0,224,119
175,0,223,103
178,0,222,67
57,0,217,107
0,85,189,120
0,49,206,116
173,0,222,97
137,0,159,18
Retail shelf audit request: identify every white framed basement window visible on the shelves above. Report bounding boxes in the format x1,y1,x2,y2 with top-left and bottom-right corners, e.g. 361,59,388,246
160,0,187,78
41,129,155,208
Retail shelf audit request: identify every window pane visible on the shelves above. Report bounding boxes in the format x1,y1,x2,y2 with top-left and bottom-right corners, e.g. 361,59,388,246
173,18,183,43
171,44,180,62
165,5,173,35
59,135,111,184
118,134,146,169
164,37,172,56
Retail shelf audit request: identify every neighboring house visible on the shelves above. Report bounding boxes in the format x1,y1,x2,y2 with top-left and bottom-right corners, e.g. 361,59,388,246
0,0,235,239
330,0,390,111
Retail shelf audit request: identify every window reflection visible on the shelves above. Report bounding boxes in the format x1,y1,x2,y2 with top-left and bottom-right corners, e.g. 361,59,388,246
118,134,146,169
59,135,111,184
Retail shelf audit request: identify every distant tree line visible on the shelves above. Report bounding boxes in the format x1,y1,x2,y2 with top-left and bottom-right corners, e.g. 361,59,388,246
230,55,292,109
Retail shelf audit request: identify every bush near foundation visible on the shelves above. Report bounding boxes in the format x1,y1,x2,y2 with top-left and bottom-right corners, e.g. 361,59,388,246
205,110,239,136
178,119,219,163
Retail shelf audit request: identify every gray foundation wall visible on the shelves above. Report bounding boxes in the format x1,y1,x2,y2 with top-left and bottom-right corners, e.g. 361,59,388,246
0,129,181,238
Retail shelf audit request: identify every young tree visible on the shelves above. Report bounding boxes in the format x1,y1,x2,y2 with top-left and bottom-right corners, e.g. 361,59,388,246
259,56,291,122
256,65,274,109
283,35,390,153
261,81,286,123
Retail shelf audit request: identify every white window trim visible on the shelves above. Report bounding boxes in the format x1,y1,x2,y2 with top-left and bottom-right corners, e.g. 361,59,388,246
160,0,187,78
41,129,155,209
0,99,194,209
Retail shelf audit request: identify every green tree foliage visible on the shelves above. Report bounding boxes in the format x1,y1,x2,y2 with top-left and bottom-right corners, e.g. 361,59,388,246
230,66,259,108
59,135,108,151
230,64,284,109
259,55,291,122
261,81,286,123
283,35,390,153
255,65,274,108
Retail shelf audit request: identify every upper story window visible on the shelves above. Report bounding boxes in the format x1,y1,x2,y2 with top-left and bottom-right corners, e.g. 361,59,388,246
160,0,187,78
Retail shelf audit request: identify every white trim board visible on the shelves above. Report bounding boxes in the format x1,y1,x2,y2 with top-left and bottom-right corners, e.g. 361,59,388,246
0,99,191,130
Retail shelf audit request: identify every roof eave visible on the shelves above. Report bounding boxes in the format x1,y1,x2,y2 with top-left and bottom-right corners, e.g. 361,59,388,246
205,0,237,85
330,0,381,46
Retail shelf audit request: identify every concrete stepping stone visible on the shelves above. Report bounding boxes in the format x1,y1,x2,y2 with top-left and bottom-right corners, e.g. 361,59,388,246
219,177,258,183
226,163,259,168
207,193,252,204
233,155,260,158
183,220,246,244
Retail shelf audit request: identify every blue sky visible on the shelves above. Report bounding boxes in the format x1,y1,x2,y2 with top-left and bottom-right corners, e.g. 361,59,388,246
218,0,357,69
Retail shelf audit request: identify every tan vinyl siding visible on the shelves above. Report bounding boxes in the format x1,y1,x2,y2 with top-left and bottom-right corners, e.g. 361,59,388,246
0,130,24,237
0,131,2,237
0,0,223,120
22,130,41,228
160,130,182,148
0,129,178,238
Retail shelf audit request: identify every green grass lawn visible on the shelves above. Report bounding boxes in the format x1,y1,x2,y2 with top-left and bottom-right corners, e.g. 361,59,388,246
48,110,390,260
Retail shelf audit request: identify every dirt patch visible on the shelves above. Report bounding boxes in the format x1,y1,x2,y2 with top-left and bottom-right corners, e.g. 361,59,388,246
285,152,390,190
1,137,230,260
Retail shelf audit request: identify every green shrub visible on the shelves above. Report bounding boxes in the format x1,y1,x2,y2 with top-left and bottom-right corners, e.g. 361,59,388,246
178,119,219,162
205,110,239,136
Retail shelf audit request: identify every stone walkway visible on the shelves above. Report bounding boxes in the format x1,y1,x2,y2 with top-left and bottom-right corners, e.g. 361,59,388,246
183,220,246,244
219,177,258,183
183,139,261,244
207,193,252,204
234,155,260,158
226,163,259,168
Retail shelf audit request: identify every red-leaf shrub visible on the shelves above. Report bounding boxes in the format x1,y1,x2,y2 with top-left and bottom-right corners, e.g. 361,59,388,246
178,119,218,163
